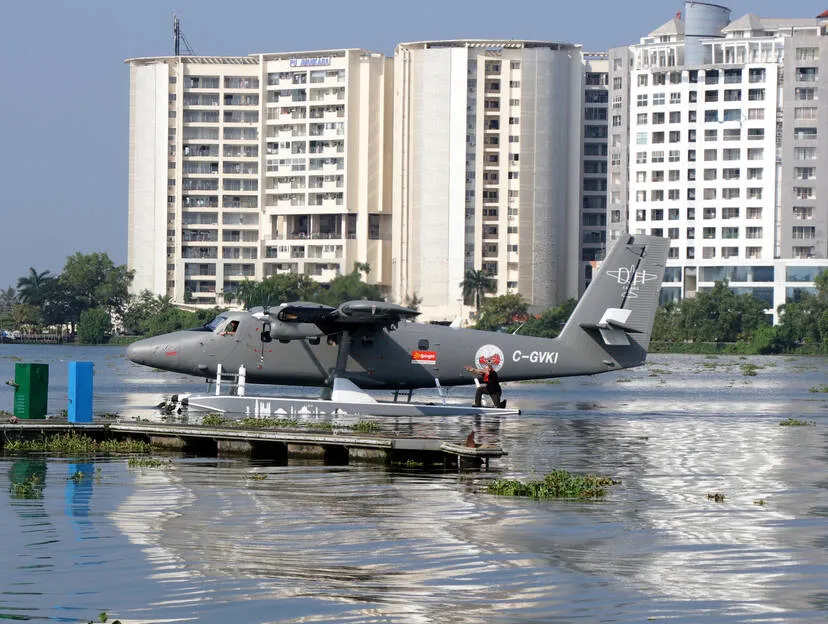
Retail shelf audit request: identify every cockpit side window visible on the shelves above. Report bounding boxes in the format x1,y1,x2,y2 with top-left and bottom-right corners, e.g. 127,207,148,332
205,314,228,332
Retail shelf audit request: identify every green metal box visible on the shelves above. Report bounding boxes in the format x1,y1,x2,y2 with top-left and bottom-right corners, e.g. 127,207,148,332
13,363,49,419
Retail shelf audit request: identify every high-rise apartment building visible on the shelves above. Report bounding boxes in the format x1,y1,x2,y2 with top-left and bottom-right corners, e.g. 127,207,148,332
127,49,392,305
392,40,586,321
608,3,828,321
581,53,610,290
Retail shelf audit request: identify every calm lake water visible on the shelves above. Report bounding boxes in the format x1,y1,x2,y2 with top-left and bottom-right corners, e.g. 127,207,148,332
1,345,827,623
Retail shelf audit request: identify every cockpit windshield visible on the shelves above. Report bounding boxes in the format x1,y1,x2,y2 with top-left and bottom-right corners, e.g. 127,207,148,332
204,314,229,332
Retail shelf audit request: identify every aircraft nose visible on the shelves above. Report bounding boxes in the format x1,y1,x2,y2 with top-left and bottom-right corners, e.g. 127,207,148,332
126,335,179,368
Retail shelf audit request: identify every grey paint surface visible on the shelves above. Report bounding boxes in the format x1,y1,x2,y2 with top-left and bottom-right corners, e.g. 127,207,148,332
127,234,668,390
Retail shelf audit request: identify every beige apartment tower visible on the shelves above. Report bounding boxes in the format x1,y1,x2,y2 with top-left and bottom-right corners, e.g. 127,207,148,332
127,49,393,305
392,40,587,322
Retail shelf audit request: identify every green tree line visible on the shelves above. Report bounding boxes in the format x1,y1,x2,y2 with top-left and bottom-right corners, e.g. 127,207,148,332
465,272,828,354
1,259,385,344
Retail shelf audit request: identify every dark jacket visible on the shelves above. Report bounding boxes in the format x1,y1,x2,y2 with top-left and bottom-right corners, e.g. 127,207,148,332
483,369,501,393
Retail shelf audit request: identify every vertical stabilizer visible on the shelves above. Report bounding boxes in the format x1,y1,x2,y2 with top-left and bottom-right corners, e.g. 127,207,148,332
560,234,668,356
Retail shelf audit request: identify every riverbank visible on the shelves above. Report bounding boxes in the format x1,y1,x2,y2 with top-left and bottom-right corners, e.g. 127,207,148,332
649,341,827,355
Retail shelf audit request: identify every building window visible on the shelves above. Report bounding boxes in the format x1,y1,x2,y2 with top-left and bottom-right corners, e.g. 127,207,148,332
794,147,817,160
796,67,819,83
793,206,813,219
792,226,815,240
794,107,817,121
793,187,814,200
795,88,816,101
795,47,819,61
793,127,818,141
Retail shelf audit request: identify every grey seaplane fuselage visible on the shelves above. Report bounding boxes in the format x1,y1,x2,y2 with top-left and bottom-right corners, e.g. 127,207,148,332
126,234,669,392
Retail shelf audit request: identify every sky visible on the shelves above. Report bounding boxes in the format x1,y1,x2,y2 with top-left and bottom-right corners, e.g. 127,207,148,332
0,0,825,291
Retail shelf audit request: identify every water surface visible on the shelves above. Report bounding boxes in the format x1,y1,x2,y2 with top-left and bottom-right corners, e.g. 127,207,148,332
1,346,827,622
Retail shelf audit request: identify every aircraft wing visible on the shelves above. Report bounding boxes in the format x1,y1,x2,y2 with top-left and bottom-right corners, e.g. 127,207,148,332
274,300,419,333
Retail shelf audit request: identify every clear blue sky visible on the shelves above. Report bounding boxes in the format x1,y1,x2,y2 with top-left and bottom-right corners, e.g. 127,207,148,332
0,0,824,290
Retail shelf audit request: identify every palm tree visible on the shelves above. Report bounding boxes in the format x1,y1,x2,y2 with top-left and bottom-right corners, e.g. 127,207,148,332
460,269,495,314
0,286,17,313
16,267,54,306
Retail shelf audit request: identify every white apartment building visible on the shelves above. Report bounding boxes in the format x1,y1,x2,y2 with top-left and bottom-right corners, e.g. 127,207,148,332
127,49,392,305
392,40,586,322
608,2,828,321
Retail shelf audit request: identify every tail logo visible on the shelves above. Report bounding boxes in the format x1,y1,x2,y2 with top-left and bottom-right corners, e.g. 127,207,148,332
474,345,505,371
607,265,659,299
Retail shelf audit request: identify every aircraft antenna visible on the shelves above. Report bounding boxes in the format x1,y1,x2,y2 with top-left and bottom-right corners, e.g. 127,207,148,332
173,15,195,56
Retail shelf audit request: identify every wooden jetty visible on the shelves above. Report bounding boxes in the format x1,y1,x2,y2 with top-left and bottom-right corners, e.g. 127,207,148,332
0,421,505,469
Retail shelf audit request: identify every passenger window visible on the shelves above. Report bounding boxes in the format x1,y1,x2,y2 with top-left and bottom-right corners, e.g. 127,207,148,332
308,336,320,345
418,339,429,350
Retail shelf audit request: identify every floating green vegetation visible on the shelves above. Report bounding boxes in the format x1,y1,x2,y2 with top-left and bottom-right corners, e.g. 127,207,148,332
127,456,172,468
352,420,381,433
200,414,381,433
520,378,562,385
303,421,335,431
69,470,86,483
741,363,760,376
9,473,44,499
201,413,226,427
244,473,268,480
89,612,121,624
705,354,719,360
707,492,726,503
393,459,424,469
4,432,151,454
753,499,767,506
779,417,816,427
808,385,828,393
488,470,621,500
648,368,672,375
236,416,300,428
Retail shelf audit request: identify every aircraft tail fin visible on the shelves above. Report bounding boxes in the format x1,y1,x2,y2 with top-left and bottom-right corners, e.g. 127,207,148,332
560,234,668,364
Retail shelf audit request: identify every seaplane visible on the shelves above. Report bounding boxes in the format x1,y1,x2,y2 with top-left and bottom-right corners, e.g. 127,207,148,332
126,234,668,417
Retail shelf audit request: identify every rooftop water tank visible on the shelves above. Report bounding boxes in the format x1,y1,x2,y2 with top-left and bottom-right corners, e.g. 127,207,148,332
684,1,731,66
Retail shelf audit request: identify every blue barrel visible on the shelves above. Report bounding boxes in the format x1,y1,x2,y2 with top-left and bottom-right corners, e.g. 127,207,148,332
68,362,94,423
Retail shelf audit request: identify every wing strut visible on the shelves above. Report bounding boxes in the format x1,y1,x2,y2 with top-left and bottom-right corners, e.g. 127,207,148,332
319,330,352,400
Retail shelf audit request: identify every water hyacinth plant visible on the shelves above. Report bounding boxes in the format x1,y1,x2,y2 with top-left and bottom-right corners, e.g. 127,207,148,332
487,469,620,499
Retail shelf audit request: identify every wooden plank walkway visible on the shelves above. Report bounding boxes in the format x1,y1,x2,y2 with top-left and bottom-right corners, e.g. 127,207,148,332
0,421,505,469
